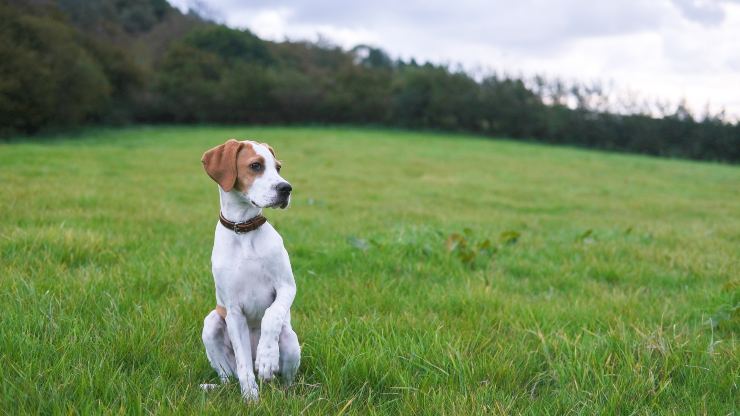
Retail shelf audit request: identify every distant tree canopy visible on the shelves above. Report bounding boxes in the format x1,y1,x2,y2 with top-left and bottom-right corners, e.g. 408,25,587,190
58,0,170,33
0,0,738,163
0,4,110,132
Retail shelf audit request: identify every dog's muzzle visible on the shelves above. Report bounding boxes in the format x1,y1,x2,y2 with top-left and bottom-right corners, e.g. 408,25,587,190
275,182,292,208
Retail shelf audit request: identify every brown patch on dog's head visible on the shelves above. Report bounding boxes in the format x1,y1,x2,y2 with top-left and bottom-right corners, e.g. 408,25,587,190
260,142,282,172
262,143,276,157
201,139,243,192
202,140,277,193
234,142,265,193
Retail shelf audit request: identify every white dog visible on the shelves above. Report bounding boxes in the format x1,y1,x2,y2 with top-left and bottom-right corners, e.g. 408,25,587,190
200,139,300,402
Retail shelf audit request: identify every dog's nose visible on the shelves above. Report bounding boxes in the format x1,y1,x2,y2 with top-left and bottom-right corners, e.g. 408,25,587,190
276,182,292,195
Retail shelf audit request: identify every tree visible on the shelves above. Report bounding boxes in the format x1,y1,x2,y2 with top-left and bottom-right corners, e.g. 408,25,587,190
0,5,110,134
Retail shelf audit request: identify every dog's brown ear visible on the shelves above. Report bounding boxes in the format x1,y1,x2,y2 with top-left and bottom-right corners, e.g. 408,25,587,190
201,139,243,192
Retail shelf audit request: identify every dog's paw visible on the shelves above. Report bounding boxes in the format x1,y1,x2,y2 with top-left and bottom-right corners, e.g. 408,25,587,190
280,357,300,386
240,379,259,403
255,341,280,381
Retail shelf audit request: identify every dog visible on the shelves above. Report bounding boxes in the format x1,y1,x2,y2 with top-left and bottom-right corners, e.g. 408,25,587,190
199,139,300,402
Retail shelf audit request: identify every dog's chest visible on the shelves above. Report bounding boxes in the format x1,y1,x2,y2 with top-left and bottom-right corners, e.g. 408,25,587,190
216,264,275,324
212,231,281,325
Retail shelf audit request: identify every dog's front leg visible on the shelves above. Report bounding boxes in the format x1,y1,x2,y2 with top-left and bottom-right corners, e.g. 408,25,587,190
225,311,259,402
255,284,295,381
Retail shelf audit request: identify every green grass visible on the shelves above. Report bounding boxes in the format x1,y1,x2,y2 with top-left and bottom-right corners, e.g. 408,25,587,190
1,125,738,415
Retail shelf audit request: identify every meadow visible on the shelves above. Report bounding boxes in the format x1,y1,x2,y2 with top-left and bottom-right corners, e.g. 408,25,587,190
0,126,737,414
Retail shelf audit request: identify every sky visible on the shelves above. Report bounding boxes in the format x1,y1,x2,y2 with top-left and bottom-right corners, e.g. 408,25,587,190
168,0,740,119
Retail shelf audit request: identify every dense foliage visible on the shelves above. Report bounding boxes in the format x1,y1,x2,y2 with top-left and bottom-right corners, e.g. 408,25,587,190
1,0,738,162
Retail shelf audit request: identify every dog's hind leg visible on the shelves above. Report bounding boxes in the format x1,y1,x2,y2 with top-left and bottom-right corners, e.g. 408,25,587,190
202,310,236,386
278,321,301,385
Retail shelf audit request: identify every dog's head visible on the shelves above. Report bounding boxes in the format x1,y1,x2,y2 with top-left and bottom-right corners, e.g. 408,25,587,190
202,139,292,209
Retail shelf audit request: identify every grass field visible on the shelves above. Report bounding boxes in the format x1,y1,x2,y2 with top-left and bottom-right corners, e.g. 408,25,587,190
1,126,738,414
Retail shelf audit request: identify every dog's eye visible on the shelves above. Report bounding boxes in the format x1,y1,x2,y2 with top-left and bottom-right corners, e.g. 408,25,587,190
250,162,263,172
276,165,281,173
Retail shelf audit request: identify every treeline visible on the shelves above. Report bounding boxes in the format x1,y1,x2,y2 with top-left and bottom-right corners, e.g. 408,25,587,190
1,0,738,162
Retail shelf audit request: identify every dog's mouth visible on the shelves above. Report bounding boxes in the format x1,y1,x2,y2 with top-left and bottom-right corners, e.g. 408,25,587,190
271,194,291,209
250,198,289,209
269,198,289,209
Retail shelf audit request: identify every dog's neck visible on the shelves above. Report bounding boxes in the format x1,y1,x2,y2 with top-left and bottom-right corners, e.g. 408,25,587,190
219,188,263,223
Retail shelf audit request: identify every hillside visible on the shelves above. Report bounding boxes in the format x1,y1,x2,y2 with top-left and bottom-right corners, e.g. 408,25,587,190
1,0,739,161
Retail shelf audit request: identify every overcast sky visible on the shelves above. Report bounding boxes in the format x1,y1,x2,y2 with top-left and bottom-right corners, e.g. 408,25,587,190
169,0,740,118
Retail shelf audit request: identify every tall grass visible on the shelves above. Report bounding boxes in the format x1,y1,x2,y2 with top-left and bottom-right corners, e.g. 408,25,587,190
0,126,737,414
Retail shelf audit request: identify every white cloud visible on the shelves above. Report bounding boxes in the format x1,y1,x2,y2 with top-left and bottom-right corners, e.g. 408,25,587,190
227,8,378,46
170,0,740,118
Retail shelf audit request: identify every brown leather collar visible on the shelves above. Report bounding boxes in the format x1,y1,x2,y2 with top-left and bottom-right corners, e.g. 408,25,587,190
219,212,267,234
